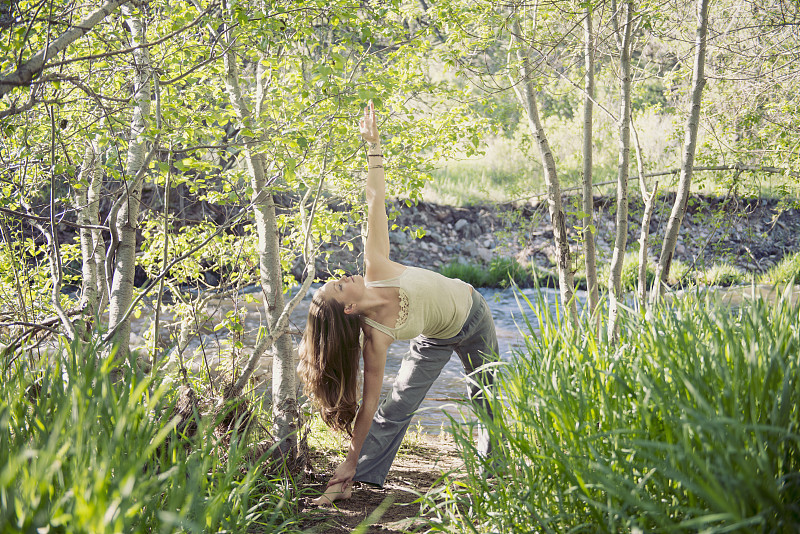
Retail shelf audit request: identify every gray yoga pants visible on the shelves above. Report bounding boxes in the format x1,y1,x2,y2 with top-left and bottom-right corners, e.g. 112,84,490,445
353,289,498,487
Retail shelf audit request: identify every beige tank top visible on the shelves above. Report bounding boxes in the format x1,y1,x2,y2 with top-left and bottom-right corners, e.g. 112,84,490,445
362,266,472,341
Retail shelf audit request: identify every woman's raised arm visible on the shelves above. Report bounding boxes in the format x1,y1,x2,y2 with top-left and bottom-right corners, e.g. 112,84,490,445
359,102,391,269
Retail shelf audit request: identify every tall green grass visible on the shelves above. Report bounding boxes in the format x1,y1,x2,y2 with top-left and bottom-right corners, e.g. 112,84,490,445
0,341,304,533
423,289,800,532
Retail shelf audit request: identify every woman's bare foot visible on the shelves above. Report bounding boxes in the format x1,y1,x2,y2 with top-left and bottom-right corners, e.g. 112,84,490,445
312,481,352,506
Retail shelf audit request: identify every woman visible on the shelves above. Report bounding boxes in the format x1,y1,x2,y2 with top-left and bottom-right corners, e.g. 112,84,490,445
298,102,498,506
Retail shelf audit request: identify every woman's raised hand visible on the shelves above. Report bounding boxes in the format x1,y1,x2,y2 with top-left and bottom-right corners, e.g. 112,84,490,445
359,100,380,144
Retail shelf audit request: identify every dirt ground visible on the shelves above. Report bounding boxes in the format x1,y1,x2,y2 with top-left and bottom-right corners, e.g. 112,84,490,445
300,434,464,534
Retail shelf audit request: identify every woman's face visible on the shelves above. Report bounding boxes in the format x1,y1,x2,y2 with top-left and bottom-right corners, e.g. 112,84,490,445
322,274,365,313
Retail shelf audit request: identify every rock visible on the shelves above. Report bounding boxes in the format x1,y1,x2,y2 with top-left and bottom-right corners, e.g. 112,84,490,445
203,271,219,287
424,229,441,242
390,231,409,245
283,195,798,284
462,242,477,258
467,223,483,239
476,247,493,263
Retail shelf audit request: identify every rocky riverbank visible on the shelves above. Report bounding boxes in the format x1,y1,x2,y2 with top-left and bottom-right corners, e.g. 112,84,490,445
309,194,800,284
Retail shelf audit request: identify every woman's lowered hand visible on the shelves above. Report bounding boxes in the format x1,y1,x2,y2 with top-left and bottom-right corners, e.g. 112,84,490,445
327,458,357,488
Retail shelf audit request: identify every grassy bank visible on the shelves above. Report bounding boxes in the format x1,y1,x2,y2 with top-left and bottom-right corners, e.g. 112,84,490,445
422,288,800,532
439,257,558,289
0,342,305,533
438,253,796,290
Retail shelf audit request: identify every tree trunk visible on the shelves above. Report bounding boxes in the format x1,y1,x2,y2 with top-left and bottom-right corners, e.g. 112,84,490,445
73,143,100,340
89,152,109,314
637,184,658,305
631,120,659,308
512,19,577,325
607,0,633,341
219,20,299,460
107,4,151,359
652,0,710,302
582,6,600,329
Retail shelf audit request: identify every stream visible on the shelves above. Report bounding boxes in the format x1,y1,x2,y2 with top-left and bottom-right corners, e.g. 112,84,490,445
137,282,798,433
143,285,586,434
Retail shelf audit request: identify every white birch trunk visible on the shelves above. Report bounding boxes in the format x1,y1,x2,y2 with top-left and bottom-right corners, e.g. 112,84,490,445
652,0,710,302
607,0,633,340
582,7,600,328
631,120,659,307
219,23,299,458
88,147,109,313
73,143,100,340
637,183,658,305
512,20,577,325
107,4,151,359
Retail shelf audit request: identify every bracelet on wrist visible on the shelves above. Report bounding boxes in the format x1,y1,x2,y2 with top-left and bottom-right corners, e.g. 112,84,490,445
369,165,384,169
367,153,383,157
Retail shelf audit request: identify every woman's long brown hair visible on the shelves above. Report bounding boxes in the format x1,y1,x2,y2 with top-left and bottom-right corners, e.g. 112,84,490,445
298,291,362,435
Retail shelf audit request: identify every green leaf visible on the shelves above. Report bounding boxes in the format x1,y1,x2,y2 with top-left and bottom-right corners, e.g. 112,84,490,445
284,158,296,181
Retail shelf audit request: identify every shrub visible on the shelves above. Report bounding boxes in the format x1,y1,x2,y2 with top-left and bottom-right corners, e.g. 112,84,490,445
667,257,693,288
439,261,489,287
599,250,656,292
485,257,532,288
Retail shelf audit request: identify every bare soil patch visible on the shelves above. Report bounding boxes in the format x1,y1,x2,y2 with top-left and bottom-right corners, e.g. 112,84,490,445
301,435,463,534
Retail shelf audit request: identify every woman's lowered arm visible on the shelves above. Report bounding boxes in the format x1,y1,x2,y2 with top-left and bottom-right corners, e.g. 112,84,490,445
326,331,390,488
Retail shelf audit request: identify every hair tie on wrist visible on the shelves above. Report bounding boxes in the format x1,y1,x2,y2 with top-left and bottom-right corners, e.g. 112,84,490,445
367,153,383,157
369,165,383,169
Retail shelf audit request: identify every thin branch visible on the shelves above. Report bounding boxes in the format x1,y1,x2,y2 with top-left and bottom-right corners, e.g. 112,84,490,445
101,203,252,344
0,94,60,119
62,76,133,103
0,205,109,231
153,147,171,358
44,2,220,71
0,0,131,97
158,29,230,86
0,321,60,333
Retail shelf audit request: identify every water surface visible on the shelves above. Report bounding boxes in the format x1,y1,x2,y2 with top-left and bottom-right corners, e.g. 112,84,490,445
154,284,587,433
